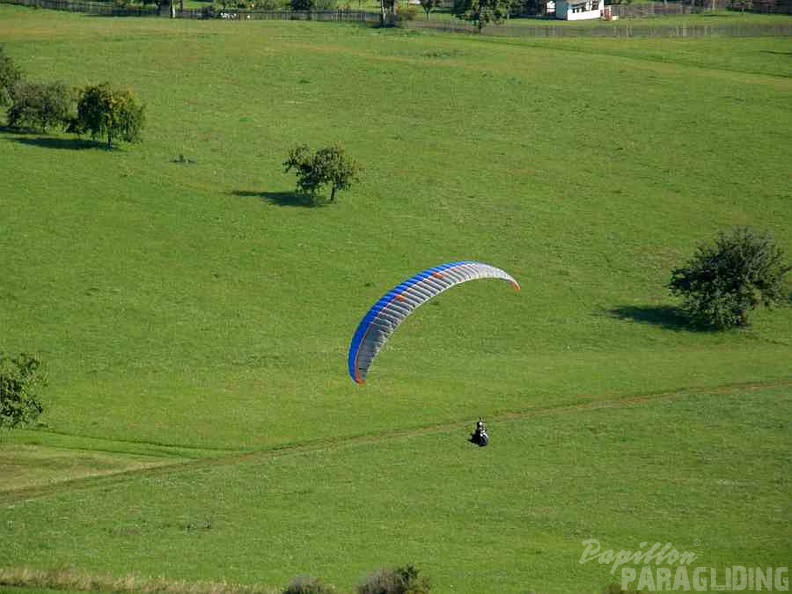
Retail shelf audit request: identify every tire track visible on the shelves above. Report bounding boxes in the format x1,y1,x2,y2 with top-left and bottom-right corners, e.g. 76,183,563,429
2,377,790,505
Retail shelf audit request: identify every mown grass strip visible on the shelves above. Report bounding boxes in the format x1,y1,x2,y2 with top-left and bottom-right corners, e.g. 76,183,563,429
3,377,790,506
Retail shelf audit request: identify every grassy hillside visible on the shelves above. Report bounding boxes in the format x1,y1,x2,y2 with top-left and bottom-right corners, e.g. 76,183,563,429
1,6,790,593
2,386,790,592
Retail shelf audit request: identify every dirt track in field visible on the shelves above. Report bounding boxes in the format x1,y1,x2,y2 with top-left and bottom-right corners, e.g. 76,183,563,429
2,377,790,505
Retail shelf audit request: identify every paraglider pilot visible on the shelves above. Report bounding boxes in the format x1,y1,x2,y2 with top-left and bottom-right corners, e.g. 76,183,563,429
469,419,489,447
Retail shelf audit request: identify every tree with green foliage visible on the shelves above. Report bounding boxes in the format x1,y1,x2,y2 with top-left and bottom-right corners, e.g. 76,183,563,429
70,82,145,150
283,144,362,203
7,81,72,133
290,0,336,10
419,0,440,18
0,353,46,430
0,45,23,108
669,227,791,329
509,0,544,15
382,0,397,18
452,0,510,30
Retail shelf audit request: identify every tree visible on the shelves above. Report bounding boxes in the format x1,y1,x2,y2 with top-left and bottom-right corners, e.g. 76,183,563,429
372,0,400,25
419,0,440,18
452,0,510,30
0,45,23,108
378,0,388,25
0,353,46,430
510,0,544,16
669,227,791,329
7,81,72,133
290,0,336,10
729,0,753,12
70,82,145,150
283,144,362,203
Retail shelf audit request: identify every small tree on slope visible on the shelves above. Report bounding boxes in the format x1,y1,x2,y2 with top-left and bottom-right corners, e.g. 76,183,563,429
669,227,790,329
71,82,145,149
0,353,46,430
283,144,362,204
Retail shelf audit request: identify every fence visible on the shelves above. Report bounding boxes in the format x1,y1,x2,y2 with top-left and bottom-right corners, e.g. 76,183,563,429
608,0,792,16
404,17,792,36
177,7,381,21
1,0,790,25
0,0,158,14
607,0,729,16
0,0,380,19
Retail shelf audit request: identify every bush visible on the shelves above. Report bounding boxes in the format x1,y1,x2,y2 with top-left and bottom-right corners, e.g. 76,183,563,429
669,227,791,329
7,80,73,133
0,353,46,430
357,565,431,594
253,0,288,8
395,3,418,20
283,576,337,594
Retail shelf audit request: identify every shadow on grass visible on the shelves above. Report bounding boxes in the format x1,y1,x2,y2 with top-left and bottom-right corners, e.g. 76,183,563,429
606,305,698,332
231,190,323,208
9,135,106,151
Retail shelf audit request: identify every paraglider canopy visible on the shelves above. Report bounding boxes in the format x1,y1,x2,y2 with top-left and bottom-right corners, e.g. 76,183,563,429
347,261,520,385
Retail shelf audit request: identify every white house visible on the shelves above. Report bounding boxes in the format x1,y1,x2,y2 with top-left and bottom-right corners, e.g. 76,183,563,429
553,0,604,20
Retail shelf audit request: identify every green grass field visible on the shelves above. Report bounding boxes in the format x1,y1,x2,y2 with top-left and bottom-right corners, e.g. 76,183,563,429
1,6,790,593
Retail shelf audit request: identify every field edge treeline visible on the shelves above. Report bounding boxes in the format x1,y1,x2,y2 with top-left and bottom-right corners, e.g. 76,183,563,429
1,0,790,26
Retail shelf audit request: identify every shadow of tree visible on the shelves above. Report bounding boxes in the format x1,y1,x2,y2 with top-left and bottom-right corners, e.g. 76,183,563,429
10,135,106,151
606,305,697,332
231,190,324,208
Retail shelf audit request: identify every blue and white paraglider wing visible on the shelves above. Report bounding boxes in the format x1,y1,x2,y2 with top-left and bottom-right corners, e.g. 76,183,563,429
347,261,520,385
